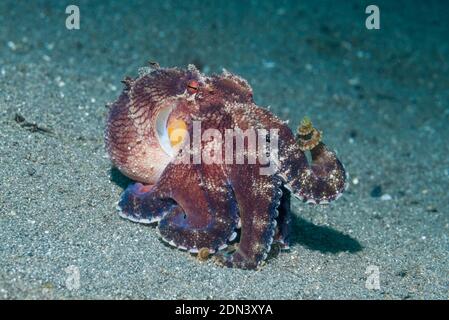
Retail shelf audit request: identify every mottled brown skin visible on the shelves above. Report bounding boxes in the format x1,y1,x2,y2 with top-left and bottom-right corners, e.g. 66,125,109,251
105,65,347,269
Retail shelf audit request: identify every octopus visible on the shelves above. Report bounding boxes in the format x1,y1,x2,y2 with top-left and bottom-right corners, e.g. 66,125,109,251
105,64,347,269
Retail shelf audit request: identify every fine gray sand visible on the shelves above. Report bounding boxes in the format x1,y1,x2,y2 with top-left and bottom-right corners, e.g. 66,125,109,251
0,0,448,299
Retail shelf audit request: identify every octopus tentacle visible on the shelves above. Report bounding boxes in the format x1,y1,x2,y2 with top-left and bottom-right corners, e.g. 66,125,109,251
215,164,284,269
288,118,346,204
274,186,292,249
156,162,239,253
289,142,346,204
117,182,174,224
242,108,346,204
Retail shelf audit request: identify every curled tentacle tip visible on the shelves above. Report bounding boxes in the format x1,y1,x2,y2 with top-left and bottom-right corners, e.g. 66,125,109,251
197,247,210,261
298,116,313,135
296,116,322,151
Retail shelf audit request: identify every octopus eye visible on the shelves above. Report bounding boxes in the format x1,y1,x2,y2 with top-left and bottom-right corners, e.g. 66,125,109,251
187,80,199,94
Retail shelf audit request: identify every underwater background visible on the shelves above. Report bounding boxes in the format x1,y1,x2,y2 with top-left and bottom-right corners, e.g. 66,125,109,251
0,0,448,299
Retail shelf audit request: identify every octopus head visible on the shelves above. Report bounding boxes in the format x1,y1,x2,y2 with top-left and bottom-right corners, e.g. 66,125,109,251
105,65,255,185
105,68,200,184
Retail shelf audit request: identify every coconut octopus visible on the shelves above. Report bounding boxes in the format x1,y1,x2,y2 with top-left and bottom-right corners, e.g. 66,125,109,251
105,64,347,269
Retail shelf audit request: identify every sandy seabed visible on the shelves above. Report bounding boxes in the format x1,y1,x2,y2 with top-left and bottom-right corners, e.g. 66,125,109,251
0,0,447,299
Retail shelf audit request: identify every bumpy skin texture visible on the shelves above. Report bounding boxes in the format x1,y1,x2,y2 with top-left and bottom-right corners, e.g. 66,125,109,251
105,65,346,269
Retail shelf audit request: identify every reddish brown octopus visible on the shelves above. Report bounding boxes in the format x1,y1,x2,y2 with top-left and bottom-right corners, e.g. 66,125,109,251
105,64,347,269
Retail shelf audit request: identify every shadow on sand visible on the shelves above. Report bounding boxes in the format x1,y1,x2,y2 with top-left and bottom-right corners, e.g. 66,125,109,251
109,167,133,190
290,214,363,254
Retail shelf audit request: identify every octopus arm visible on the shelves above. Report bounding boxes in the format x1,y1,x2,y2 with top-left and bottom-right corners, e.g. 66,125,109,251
238,105,346,204
117,182,176,224
288,142,346,204
274,186,292,249
117,161,239,253
155,161,239,252
215,163,284,269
